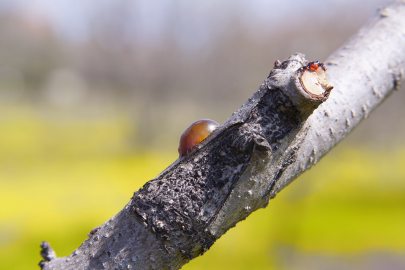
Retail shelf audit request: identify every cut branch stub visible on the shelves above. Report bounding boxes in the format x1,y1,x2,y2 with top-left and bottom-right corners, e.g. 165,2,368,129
299,62,333,97
39,241,56,267
269,58,334,119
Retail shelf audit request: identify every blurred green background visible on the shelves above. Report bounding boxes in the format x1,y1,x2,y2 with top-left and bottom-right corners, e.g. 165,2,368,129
1,0,405,269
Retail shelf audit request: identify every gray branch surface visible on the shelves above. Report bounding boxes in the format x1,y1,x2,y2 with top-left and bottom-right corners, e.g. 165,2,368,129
40,1,405,269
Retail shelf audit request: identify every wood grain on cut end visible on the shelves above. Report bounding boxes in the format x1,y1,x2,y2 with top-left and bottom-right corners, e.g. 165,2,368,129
299,62,333,100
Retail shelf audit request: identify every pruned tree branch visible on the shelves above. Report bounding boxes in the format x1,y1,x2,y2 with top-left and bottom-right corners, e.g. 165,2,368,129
40,1,405,269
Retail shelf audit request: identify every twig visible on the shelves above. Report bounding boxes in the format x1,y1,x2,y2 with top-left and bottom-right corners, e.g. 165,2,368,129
40,1,405,269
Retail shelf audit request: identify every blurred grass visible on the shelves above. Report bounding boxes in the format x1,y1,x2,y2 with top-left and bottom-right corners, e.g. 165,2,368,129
1,106,405,270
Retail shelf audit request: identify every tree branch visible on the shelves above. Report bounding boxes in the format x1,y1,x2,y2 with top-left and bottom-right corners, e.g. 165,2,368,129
40,1,405,269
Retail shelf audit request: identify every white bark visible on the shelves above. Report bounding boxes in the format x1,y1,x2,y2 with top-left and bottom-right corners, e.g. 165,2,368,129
278,0,405,191
40,1,405,269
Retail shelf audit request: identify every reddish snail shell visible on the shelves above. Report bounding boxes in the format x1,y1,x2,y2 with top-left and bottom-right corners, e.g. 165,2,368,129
178,119,219,157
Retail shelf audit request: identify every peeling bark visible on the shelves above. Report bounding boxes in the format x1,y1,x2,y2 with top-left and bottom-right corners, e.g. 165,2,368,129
40,1,405,269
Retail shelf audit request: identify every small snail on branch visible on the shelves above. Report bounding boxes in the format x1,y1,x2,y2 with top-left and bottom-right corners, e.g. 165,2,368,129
178,119,219,157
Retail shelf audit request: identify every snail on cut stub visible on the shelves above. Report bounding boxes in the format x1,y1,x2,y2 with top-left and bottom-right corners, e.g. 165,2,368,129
178,119,219,157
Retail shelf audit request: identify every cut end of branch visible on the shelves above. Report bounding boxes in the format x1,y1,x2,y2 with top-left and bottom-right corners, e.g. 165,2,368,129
269,55,334,119
299,61,333,99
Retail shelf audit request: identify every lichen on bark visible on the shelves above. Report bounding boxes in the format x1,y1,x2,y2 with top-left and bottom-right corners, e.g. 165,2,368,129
129,53,332,266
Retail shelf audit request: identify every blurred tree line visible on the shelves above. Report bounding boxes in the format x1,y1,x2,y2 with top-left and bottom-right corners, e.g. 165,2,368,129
0,0,403,153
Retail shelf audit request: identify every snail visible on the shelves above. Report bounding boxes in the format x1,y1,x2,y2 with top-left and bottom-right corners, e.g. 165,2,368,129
178,119,219,157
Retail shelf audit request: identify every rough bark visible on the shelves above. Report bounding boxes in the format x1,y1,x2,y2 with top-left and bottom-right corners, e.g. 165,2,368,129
40,1,405,269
